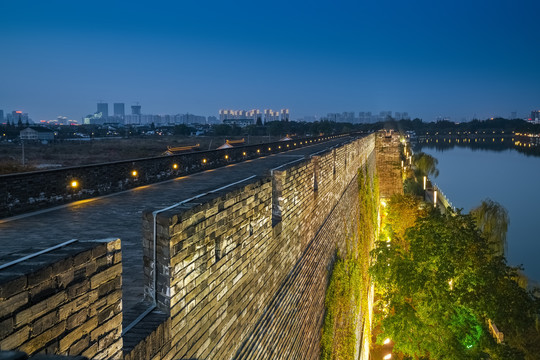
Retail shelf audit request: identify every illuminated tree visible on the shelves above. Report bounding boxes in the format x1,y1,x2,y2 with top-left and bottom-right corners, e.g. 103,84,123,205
470,199,509,257
370,209,540,359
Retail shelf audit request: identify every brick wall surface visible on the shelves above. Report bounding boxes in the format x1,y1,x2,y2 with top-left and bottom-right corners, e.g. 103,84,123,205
0,135,347,218
376,132,403,199
0,239,123,360
129,135,376,360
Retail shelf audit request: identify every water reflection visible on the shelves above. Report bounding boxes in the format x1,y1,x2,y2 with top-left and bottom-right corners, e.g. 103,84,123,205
416,135,540,157
414,138,540,286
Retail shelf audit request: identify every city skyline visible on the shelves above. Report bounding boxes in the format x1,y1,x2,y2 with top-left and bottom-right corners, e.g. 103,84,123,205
1,1,539,122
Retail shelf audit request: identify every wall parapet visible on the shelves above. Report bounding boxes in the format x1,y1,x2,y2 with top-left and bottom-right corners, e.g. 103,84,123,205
130,134,376,359
0,239,123,359
0,134,349,219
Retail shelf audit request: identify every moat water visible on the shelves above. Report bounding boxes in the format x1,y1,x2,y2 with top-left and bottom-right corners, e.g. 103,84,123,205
415,140,540,285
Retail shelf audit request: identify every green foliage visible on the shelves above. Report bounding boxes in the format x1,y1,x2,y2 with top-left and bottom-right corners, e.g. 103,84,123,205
320,164,379,359
413,152,439,178
470,199,510,257
320,255,362,360
370,206,540,359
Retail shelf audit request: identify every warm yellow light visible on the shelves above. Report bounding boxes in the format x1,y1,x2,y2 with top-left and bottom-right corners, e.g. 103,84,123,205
243,152,246,156
423,176,427,190
225,155,229,159
173,163,178,169
257,149,260,153
287,144,290,147
383,338,391,345
384,354,392,360
380,200,387,207
202,159,207,163
268,147,271,151
131,170,138,177
278,146,281,149
71,180,79,188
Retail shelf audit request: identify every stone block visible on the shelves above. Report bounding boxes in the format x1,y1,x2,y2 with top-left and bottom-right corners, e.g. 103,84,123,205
0,326,30,350
0,292,28,319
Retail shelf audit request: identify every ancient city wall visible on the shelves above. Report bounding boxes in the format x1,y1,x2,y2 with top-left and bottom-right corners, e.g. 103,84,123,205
0,239,123,360
129,134,376,360
0,132,402,360
0,134,347,218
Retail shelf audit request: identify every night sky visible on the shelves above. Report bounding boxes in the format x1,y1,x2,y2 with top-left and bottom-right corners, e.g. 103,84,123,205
1,0,539,122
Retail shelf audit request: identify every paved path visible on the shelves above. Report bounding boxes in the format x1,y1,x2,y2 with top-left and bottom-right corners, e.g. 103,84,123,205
0,137,352,313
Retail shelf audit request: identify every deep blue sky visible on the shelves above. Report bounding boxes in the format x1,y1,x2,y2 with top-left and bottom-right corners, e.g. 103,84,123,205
1,0,539,122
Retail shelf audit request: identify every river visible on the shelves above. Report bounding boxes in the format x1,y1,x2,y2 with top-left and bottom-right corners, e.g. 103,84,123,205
415,140,540,285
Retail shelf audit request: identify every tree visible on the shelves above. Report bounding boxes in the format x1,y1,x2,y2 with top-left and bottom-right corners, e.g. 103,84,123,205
413,152,439,178
370,209,540,360
470,199,509,257
383,194,427,251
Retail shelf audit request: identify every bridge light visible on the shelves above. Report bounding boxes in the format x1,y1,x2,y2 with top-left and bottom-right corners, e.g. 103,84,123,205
268,147,271,151
225,155,229,160
278,146,281,149
202,159,207,164
131,170,138,177
243,152,246,156
172,163,178,169
257,149,260,153
70,180,79,188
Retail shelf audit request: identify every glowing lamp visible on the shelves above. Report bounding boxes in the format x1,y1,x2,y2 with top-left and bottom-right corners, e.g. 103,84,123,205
173,163,178,169
202,159,207,164
131,170,138,177
257,149,260,153
225,155,229,160
243,152,246,156
268,147,271,151
383,338,391,345
70,180,79,188
384,354,392,359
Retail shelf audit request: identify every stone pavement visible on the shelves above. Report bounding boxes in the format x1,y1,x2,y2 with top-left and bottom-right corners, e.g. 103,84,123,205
0,137,353,316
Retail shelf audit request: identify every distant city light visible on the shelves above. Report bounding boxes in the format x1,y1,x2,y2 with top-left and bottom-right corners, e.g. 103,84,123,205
202,159,207,164
70,180,78,188
131,170,138,177
225,155,229,159
173,163,178,169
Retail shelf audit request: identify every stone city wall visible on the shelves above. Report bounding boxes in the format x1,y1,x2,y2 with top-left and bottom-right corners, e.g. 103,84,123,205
128,134,376,360
0,239,123,360
0,134,347,219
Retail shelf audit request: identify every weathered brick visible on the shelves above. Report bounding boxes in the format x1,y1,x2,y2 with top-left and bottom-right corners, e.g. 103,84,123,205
90,264,121,290
0,292,28,319
15,292,66,327
0,275,27,299
19,321,65,354
0,325,29,349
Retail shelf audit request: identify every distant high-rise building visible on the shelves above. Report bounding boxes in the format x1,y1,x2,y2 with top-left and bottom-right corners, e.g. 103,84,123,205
97,102,108,119
131,105,142,115
0,109,4,123
531,110,540,122
280,109,290,122
113,103,125,119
